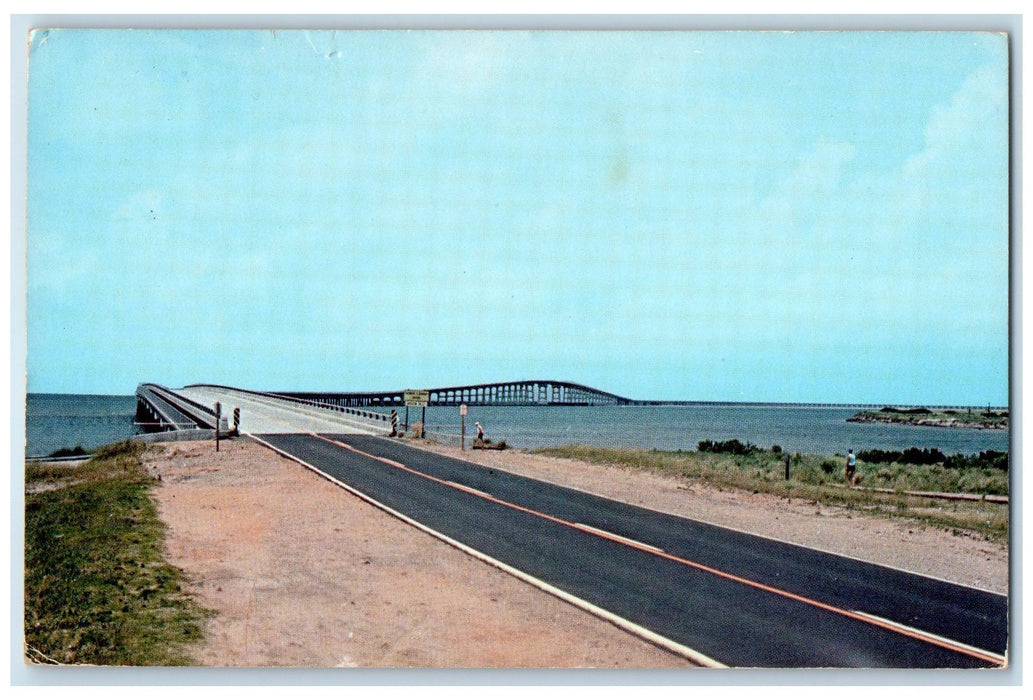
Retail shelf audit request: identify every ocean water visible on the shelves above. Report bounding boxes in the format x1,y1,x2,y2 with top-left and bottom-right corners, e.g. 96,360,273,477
24,394,1010,459
24,394,139,458
413,404,1011,456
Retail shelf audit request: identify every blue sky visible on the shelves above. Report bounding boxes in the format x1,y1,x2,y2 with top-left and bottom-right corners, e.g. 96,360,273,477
25,29,1009,404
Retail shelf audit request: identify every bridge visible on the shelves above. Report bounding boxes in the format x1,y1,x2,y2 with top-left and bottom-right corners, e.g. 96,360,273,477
274,379,636,408
135,379,641,436
136,382,980,433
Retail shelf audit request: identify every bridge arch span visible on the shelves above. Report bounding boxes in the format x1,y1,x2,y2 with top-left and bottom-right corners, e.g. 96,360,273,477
275,380,633,408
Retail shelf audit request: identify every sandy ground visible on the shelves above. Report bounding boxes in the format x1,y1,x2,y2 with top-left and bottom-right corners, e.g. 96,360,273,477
144,436,1008,668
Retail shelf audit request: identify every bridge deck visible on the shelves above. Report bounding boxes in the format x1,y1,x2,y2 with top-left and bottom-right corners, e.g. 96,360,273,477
177,386,390,435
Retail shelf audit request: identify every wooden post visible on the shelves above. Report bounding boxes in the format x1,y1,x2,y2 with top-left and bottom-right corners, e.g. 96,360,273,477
214,402,221,453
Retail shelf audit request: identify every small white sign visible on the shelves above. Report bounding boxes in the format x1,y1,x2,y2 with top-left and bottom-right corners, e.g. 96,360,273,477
460,404,468,416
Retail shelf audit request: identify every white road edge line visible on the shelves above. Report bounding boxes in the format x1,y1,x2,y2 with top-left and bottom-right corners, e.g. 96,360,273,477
445,481,492,499
246,433,727,669
574,523,666,554
850,610,1007,664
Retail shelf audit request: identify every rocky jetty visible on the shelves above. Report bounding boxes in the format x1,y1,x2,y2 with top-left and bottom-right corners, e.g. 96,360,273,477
848,407,1008,430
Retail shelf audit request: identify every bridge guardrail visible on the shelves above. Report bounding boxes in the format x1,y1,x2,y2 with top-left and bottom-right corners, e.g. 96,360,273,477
161,388,217,420
137,384,205,431
147,384,218,429
232,390,390,433
264,392,394,426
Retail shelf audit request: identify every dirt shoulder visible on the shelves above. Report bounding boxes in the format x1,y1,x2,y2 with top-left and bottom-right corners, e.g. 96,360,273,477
145,439,698,668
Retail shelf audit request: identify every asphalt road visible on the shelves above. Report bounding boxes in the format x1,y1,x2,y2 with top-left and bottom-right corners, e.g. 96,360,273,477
255,433,1008,669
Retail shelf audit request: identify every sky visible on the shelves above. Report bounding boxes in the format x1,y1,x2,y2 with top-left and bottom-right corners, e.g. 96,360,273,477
24,29,1009,404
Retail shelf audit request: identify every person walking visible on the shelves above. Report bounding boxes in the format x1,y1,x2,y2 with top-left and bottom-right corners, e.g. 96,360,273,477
475,422,485,442
846,449,857,485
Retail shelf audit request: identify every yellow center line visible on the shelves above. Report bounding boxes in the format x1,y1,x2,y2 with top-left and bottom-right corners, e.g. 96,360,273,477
315,434,1005,667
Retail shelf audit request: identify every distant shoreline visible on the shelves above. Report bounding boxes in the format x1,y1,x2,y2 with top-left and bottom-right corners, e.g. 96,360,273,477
848,408,1008,431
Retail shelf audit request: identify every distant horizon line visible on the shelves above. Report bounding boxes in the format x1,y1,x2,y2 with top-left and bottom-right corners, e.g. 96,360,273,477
23,386,1008,411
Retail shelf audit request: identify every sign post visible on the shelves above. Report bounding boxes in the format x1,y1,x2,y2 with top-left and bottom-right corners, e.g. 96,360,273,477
404,390,430,438
214,402,221,453
460,404,468,450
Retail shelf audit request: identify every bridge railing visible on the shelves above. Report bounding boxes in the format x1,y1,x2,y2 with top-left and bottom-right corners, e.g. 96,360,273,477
149,385,218,428
265,392,394,426
163,389,218,421
136,384,206,431
148,384,219,429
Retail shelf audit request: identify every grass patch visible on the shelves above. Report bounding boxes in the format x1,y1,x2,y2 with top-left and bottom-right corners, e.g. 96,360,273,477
532,444,1009,542
24,440,211,665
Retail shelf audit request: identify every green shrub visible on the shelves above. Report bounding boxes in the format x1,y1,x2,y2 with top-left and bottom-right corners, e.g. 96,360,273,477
48,446,89,458
944,450,1009,471
880,406,932,415
698,439,758,456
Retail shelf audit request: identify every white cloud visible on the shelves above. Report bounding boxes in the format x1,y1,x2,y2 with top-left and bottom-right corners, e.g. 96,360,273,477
762,138,857,214
903,63,1007,180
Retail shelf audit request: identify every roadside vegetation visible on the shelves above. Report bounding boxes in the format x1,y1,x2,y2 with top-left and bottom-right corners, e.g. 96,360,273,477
533,441,1009,542
24,440,210,665
47,445,90,458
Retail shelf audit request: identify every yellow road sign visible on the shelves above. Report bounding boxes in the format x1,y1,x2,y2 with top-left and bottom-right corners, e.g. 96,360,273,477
404,389,430,407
